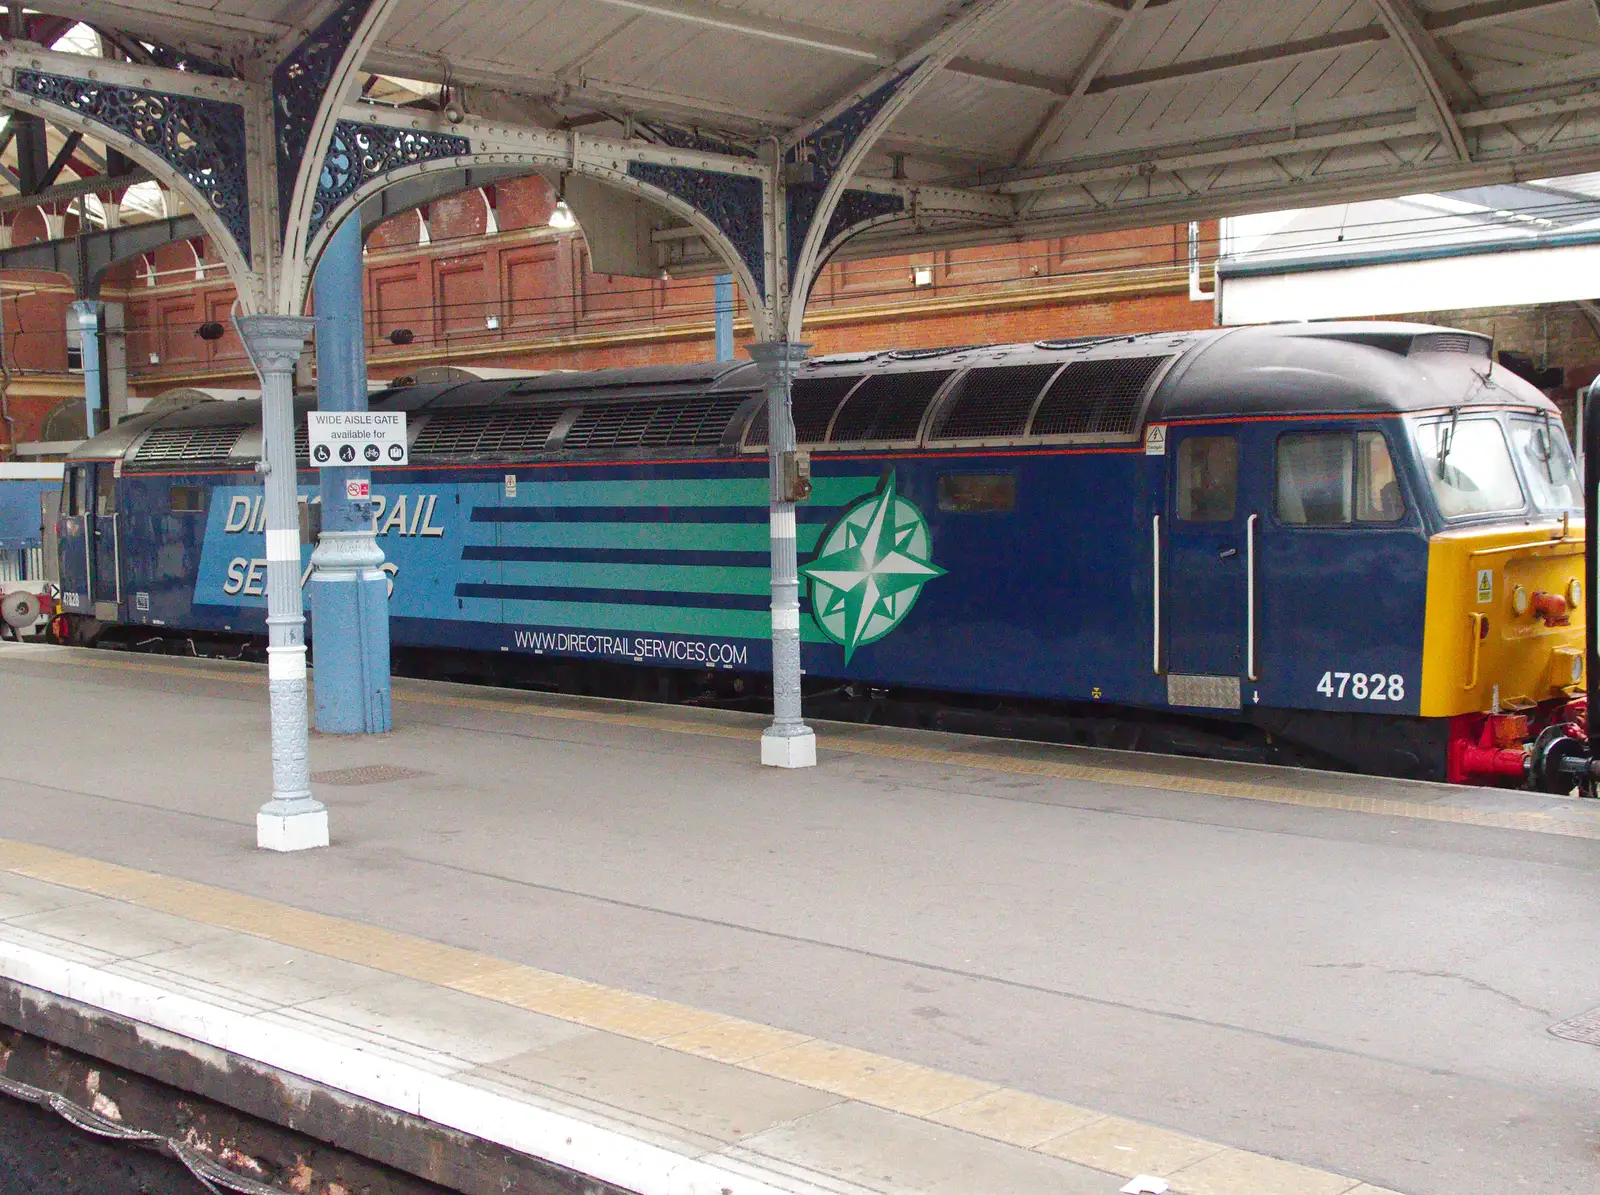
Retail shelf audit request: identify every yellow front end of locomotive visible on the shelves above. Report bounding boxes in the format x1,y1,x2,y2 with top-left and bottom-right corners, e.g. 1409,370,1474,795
1418,522,1586,717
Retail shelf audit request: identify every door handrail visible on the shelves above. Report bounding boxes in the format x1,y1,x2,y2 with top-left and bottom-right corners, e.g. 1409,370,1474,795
1152,513,1162,675
1246,512,1258,682
1465,612,1487,689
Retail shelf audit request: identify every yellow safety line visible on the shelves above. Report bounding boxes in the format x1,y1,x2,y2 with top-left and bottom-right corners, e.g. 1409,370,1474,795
14,648,1600,840
0,838,1393,1195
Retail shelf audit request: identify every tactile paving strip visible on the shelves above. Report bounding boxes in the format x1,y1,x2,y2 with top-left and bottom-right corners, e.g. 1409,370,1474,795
1548,1007,1600,1046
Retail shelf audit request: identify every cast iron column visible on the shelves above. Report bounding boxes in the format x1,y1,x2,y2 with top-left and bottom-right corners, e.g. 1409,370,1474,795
309,215,391,734
236,313,328,851
70,300,104,437
714,274,734,363
748,340,816,768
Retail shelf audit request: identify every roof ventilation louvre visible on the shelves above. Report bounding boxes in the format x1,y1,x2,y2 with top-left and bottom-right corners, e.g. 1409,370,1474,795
746,376,865,448
828,370,953,444
1410,332,1486,357
412,406,564,459
932,363,1060,440
294,421,309,461
132,422,251,466
565,394,746,453
1029,356,1168,437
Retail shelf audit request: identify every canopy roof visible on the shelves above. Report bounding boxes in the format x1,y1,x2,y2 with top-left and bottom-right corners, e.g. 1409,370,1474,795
26,0,1600,263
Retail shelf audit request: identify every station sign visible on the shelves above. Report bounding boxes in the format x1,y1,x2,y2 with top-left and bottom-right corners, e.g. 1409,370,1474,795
307,411,408,467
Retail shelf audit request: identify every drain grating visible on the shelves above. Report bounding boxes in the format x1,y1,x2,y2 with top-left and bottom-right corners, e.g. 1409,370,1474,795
1548,1007,1600,1046
311,765,429,787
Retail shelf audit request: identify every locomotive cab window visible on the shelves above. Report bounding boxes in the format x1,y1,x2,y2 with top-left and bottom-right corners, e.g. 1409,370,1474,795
1509,415,1580,513
63,467,88,517
937,473,1015,513
169,486,205,513
1276,431,1403,525
1174,436,1236,522
1413,417,1524,518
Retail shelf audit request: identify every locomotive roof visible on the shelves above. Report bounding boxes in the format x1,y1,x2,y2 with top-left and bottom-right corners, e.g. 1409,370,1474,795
83,321,1558,469
1144,321,1558,422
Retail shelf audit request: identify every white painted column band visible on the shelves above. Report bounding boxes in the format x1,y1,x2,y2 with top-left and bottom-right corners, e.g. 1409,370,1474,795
769,509,795,538
267,645,308,681
771,608,799,631
266,528,301,561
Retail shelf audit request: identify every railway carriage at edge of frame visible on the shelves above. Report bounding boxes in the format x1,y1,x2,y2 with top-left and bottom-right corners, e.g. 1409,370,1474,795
50,321,1592,788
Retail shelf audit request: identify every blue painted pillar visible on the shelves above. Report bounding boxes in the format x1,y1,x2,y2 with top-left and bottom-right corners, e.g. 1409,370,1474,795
70,300,104,437
714,274,734,363
309,216,391,734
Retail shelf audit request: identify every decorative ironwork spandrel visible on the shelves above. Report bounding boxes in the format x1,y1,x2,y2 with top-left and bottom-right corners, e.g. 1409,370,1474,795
784,66,917,278
311,119,470,239
627,161,765,300
822,189,905,254
13,70,250,259
272,0,375,232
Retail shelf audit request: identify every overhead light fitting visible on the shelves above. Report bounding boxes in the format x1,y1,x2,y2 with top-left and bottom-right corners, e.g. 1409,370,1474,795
548,198,576,231
548,174,577,231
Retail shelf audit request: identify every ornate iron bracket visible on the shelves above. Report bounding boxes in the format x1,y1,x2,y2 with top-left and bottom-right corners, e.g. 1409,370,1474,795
784,66,917,279
627,161,766,300
272,0,375,233
311,119,470,240
822,189,905,257
12,69,251,260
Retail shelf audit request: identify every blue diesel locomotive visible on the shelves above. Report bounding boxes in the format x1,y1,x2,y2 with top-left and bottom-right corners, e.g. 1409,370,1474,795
52,322,1589,784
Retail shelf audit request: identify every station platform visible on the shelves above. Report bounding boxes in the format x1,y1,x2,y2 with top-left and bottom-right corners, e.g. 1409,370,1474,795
0,643,1595,1195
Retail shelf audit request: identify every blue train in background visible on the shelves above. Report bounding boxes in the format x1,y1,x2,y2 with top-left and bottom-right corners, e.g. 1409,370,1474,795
51,322,1590,784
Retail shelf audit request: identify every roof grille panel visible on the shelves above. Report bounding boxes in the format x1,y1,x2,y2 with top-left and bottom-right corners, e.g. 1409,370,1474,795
1029,357,1167,437
638,394,747,448
413,407,564,459
294,421,308,462
565,394,745,454
828,370,953,444
132,422,250,466
563,404,655,452
746,376,864,448
932,364,1059,440
1410,332,1486,357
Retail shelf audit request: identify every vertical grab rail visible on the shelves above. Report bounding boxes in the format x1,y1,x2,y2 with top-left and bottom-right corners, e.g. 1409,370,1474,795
1245,513,1258,682
1152,514,1162,674
1465,612,1487,689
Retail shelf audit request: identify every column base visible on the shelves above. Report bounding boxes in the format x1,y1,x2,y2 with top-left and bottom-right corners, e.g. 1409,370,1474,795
761,726,816,769
256,801,330,852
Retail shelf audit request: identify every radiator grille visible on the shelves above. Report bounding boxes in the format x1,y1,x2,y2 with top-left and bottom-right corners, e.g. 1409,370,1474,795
132,422,250,466
745,376,863,448
932,364,1058,440
564,394,745,453
412,406,563,458
1029,357,1167,437
829,370,952,444
1410,332,1486,357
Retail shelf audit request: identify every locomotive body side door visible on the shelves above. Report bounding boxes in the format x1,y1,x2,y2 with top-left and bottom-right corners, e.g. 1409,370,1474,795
55,463,92,613
89,461,121,619
1161,428,1256,710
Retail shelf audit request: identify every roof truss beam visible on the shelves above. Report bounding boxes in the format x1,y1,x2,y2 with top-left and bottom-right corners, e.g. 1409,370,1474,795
1372,0,1475,160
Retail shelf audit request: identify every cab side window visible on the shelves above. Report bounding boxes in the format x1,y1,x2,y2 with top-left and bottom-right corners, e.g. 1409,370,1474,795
1175,436,1236,522
63,466,88,517
1276,431,1403,525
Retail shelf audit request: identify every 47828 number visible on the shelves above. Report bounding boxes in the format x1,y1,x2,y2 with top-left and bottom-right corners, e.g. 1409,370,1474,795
1316,671,1405,701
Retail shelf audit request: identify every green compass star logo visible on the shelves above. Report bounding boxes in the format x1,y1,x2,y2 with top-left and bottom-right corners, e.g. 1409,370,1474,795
801,471,944,662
